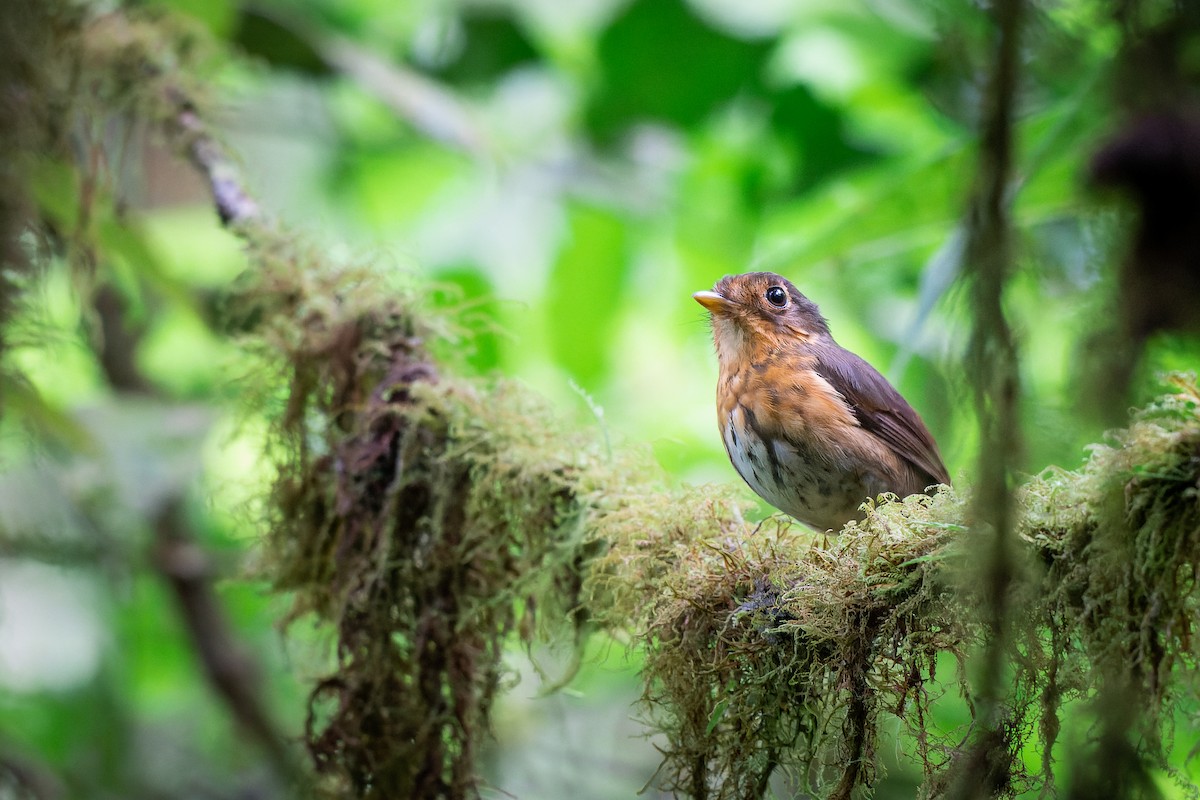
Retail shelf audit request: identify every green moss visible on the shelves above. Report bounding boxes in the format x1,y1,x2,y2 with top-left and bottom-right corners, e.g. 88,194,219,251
238,236,616,797
17,5,1200,798
587,373,1200,799
592,480,973,799
241,234,1200,800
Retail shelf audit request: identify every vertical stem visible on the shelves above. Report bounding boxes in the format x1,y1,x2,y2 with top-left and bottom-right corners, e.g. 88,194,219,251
957,0,1024,794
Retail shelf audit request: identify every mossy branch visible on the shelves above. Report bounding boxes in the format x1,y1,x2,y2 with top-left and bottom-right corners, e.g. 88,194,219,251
233,222,1200,797
150,17,1200,797
16,7,1200,799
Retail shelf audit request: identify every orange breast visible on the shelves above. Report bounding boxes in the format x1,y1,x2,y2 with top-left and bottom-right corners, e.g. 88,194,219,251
715,354,915,531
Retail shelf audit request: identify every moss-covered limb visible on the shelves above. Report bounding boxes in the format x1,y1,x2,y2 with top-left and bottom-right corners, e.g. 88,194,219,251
1022,375,1200,748
588,488,972,800
227,232,618,796
34,9,1200,798
217,181,1198,799
592,374,1199,799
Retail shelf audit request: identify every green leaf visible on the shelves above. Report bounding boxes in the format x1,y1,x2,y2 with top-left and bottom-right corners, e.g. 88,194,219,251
706,698,729,735
767,83,881,191
587,0,773,140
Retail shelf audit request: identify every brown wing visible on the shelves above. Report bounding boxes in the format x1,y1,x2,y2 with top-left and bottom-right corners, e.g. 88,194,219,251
812,342,951,487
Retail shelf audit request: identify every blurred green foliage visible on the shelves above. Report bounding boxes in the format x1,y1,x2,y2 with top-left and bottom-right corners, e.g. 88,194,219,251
3,0,1200,797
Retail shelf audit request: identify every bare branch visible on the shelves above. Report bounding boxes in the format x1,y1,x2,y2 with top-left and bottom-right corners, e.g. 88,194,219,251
167,92,263,227
152,498,299,782
0,748,64,800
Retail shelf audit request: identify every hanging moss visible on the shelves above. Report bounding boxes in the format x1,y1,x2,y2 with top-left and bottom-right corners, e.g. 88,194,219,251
241,227,1200,799
585,373,1200,799
1018,373,1200,792
235,211,1200,800
14,4,1200,799
235,231,620,797
590,480,975,799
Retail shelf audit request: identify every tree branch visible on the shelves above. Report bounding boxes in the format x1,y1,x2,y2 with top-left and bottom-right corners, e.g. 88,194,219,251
152,498,298,781
167,92,263,227
83,9,1200,799
0,748,64,800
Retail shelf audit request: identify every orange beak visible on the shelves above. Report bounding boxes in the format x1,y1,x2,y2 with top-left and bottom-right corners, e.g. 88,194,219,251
693,290,733,314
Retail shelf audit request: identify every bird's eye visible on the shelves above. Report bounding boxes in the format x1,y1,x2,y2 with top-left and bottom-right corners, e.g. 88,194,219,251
765,286,788,308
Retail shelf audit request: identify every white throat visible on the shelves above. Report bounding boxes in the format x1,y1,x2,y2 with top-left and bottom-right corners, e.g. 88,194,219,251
711,317,752,369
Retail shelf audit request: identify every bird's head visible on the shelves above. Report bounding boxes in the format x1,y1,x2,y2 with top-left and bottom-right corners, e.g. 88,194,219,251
693,272,830,363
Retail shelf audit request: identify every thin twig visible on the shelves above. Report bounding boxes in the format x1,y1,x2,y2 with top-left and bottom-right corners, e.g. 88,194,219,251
0,748,64,800
167,91,262,227
239,5,487,156
152,498,299,781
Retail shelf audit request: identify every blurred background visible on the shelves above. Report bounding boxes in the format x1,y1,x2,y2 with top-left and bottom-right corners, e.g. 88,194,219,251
4,0,1200,796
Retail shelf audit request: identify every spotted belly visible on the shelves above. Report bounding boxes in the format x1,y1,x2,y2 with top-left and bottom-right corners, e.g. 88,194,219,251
721,405,883,532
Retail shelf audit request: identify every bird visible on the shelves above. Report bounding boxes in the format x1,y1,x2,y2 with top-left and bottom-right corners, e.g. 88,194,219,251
693,272,950,532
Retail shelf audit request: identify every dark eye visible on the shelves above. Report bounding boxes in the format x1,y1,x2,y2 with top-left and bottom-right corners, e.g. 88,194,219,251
765,286,788,308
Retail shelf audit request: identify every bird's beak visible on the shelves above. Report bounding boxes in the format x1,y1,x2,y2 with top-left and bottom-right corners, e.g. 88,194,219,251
693,290,733,314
